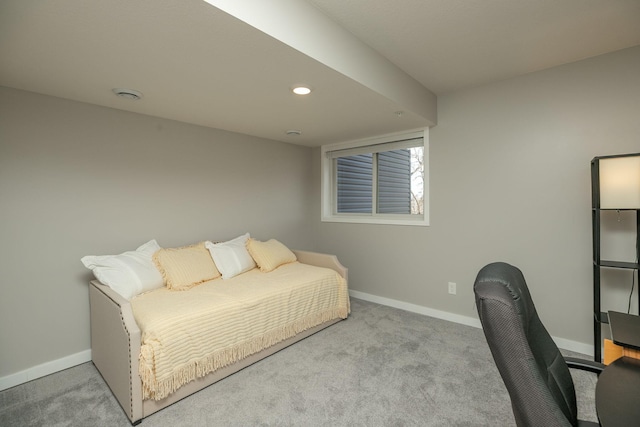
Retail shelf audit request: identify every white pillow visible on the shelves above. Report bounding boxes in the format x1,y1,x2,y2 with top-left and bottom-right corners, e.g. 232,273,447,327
205,233,256,279
81,240,164,300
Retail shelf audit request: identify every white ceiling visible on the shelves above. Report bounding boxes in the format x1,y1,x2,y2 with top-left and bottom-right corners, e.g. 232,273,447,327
310,0,640,94
1,0,639,146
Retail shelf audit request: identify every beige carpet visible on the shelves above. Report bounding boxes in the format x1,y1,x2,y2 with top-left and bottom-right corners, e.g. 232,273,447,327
0,298,597,426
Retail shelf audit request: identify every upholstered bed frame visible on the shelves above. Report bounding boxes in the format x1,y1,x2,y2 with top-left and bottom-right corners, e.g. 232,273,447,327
89,250,348,425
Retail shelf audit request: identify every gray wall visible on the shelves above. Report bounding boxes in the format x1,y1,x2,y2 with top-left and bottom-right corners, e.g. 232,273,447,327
0,87,315,377
2,45,638,381
314,46,640,349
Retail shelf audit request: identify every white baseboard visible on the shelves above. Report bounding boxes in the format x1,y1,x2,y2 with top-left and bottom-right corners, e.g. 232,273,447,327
0,349,91,392
553,337,594,357
349,289,594,357
349,289,482,328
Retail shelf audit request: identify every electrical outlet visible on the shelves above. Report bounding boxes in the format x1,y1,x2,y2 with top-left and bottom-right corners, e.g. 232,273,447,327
448,282,457,295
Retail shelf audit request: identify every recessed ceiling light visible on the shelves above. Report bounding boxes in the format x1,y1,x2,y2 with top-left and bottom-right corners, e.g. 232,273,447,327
112,88,143,100
292,86,312,95
286,129,302,136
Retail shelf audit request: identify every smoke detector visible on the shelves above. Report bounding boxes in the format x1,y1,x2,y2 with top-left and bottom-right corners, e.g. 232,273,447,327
112,88,143,100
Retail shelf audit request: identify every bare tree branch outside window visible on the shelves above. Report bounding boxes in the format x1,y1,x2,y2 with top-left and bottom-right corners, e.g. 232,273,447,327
410,147,424,215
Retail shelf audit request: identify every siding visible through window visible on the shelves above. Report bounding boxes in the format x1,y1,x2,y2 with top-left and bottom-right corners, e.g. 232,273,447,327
337,154,372,213
378,149,411,214
336,149,414,215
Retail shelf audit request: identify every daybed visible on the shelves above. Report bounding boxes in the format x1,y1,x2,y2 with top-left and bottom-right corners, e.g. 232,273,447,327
85,237,349,425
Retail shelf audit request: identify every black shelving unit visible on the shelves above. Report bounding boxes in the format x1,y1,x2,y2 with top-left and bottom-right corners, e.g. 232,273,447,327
591,153,640,362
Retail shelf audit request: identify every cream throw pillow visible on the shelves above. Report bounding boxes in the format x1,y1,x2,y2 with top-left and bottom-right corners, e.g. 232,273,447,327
246,238,297,272
205,233,256,279
153,242,220,290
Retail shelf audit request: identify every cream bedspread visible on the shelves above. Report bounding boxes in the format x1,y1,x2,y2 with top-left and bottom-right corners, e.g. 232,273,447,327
131,262,350,400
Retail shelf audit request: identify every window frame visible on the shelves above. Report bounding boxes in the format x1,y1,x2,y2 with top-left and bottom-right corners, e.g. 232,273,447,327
321,128,429,226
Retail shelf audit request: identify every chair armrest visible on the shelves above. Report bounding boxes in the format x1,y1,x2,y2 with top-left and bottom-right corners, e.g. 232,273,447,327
565,357,605,375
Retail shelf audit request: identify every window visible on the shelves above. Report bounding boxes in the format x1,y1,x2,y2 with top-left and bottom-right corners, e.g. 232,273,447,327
321,129,428,226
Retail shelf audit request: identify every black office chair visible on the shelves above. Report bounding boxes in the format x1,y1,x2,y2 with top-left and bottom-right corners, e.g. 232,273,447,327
473,262,604,427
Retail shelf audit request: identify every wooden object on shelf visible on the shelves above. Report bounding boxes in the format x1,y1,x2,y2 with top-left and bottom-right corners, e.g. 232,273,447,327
603,338,640,365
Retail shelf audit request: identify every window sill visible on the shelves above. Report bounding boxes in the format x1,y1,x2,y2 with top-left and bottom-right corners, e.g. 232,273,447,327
321,215,429,227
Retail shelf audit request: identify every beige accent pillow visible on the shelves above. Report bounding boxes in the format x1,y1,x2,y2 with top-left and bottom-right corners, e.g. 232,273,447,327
246,238,297,273
153,242,220,290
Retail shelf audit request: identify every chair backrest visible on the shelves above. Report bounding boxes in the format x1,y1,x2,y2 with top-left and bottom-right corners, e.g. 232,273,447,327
473,262,577,427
